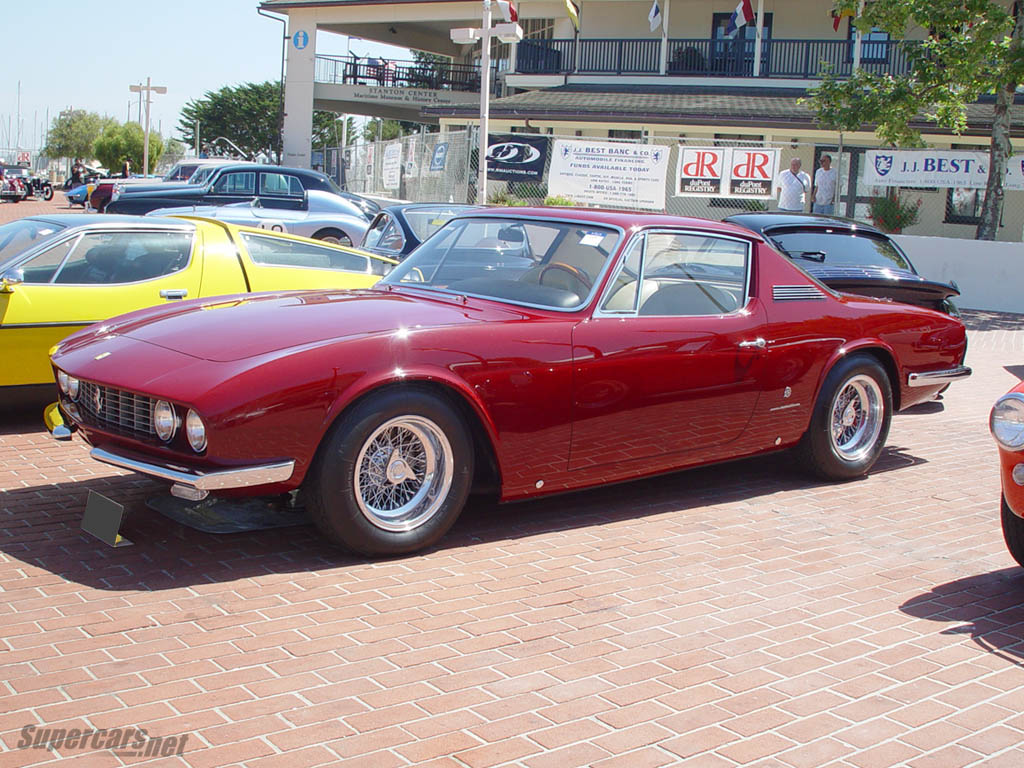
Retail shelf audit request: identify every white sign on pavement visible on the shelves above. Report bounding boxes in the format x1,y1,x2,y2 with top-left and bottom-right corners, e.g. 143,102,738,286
548,140,670,210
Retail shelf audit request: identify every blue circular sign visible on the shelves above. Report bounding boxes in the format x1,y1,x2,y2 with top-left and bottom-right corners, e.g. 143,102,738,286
292,30,309,50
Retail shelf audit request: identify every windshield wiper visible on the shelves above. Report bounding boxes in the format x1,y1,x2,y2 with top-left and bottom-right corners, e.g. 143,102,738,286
790,250,826,263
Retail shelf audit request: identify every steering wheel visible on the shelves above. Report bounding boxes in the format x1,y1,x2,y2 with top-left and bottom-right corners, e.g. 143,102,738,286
538,262,593,291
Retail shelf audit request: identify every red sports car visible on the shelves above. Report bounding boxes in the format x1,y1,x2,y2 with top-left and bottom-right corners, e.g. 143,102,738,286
48,208,971,555
991,384,1024,566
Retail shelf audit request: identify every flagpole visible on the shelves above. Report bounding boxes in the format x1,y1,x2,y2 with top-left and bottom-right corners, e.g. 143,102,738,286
752,0,765,77
659,0,671,74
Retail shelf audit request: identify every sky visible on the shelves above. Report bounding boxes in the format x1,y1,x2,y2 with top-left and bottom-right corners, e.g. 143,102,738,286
2,0,409,150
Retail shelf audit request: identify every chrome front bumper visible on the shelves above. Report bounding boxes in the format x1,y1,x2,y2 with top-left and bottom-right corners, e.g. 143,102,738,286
907,365,972,387
90,446,295,501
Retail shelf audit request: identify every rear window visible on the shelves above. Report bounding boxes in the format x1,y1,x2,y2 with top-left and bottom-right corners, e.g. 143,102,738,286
768,229,912,271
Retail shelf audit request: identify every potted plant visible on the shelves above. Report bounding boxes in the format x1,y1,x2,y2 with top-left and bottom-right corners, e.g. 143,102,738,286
868,189,921,234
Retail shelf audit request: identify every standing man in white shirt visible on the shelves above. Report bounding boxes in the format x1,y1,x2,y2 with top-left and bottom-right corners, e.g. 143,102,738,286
812,154,838,215
775,157,811,212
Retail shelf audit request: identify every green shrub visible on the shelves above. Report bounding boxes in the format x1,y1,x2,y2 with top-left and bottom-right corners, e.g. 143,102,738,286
868,189,921,233
488,189,527,206
543,195,576,207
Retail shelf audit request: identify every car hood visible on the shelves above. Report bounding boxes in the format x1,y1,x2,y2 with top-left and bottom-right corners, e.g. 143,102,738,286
59,288,527,363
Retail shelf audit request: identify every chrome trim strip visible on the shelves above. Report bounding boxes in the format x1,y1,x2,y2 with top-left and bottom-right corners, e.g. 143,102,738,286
593,227,754,319
90,447,295,491
907,365,972,387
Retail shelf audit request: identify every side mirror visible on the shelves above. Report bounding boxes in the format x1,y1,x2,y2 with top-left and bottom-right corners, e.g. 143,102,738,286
0,268,24,293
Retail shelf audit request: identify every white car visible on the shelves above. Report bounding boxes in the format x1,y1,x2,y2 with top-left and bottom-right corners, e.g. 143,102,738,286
147,190,371,246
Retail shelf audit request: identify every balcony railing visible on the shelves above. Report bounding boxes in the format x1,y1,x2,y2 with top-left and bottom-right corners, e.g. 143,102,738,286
516,38,916,79
315,55,497,93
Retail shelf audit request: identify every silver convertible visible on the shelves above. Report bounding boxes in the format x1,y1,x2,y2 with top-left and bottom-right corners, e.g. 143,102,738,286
147,190,371,247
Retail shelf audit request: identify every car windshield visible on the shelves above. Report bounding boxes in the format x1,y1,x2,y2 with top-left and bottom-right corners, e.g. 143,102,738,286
382,216,620,310
403,206,474,242
188,165,221,185
164,163,199,182
768,229,912,271
0,219,66,268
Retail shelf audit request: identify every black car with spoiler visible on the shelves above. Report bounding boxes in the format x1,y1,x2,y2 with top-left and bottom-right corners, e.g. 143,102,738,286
724,212,959,314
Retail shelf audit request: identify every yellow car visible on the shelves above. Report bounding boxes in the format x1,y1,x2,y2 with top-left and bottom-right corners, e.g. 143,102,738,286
0,214,396,402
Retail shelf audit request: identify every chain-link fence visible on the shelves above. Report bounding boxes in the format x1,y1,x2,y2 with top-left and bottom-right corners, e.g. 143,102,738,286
327,133,1024,241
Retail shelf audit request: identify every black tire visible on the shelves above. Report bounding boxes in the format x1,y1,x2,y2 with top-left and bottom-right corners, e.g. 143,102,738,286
312,228,353,247
1002,495,1024,568
796,355,892,480
306,389,473,556
42,185,54,201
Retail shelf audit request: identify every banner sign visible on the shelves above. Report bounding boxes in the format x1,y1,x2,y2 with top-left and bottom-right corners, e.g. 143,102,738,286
364,145,375,178
549,140,669,210
405,135,419,177
430,142,449,172
676,147,779,199
863,149,1024,189
485,133,549,182
382,141,402,188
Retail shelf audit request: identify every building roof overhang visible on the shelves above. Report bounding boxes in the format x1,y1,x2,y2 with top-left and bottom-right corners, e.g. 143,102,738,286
423,84,1024,137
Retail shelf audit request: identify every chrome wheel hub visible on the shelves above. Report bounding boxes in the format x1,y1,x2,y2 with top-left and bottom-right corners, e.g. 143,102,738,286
829,374,884,462
353,415,454,532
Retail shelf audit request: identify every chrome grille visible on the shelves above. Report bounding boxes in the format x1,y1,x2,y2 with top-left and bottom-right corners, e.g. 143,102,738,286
78,381,156,438
773,285,826,302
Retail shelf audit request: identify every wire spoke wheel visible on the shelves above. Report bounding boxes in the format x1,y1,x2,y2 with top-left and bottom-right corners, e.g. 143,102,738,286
829,374,884,462
353,415,454,532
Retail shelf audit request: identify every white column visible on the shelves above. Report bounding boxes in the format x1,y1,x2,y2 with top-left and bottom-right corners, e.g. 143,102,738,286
852,0,865,71
752,0,765,77
477,0,493,204
282,10,317,169
659,0,671,75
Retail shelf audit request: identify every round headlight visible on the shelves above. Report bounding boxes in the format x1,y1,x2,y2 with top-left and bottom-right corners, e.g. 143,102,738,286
185,410,207,453
153,400,177,442
66,375,80,400
57,370,69,394
991,394,1024,450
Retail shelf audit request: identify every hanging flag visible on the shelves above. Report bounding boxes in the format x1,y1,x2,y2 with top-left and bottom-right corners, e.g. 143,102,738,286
725,0,755,36
565,0,581,31
831,6,854,32
497,0,518,22
648,0,662,31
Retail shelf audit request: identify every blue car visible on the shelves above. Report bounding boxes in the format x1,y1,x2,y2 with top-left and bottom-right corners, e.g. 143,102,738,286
65,184,91,207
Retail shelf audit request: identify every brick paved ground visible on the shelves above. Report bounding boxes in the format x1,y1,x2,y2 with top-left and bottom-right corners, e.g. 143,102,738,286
1,196,1024,766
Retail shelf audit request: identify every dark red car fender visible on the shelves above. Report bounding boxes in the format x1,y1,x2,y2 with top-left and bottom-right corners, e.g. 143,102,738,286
316,364,502,465
813,337,902,409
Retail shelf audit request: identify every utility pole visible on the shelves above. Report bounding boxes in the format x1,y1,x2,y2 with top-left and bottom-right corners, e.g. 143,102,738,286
129,78,167,174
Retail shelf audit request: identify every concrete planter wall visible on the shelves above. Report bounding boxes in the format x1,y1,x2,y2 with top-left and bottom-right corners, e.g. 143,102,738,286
894,235,1023,314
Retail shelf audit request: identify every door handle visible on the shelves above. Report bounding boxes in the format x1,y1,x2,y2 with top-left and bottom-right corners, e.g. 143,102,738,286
738,338,767,350
160,289,188,300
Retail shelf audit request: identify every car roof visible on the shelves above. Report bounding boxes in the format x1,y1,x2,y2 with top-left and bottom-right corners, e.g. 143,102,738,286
724,211,887,237
469,207,767,239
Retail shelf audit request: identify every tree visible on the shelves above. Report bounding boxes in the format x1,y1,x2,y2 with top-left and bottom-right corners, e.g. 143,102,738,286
43,110,115,162
807,0,1024,240
163,138,187,169
93,122,164,174
178,81,344,163
362,118,420,144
